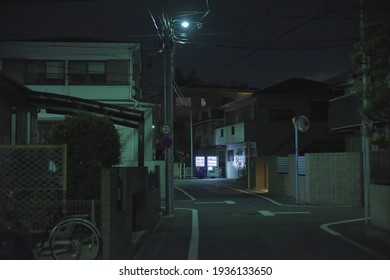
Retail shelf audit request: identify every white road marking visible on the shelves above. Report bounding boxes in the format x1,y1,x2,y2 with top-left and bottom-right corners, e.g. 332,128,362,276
258,210,311,216
225,200,236,204
218,184,351,208
259,210,275,216
320,217,385,259
273,211,311,215
195,200,236,205
175,186,196,201
176,207,199,260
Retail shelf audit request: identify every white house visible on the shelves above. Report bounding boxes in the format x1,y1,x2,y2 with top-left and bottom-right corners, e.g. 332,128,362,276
0,41,154,166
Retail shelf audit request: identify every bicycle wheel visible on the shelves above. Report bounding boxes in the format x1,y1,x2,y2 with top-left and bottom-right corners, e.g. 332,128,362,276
48,218,102,260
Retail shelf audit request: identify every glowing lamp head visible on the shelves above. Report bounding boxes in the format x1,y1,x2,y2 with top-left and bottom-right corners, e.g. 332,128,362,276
181,21,190,28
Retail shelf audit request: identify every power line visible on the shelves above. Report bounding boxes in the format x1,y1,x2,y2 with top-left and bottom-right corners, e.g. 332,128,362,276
198,10,331,82
180,37,357,51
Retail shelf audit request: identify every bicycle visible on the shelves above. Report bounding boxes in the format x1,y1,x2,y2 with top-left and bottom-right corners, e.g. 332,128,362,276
1,191,102,260
45,214,102,260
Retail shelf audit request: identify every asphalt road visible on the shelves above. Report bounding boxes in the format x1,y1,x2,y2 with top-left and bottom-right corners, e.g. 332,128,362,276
133,179,386,260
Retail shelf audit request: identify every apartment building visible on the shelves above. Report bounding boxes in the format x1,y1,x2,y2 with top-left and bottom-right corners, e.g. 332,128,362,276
0,41,154,165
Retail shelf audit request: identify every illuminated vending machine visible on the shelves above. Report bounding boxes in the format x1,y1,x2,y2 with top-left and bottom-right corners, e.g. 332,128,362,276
194,156,207,179
207,156,220,178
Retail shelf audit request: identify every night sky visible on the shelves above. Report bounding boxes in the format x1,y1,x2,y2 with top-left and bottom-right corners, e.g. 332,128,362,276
0,0,389,90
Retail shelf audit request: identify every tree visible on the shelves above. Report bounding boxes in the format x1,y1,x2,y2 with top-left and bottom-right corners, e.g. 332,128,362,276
173,119,190,164
352,22,390,149
50,112,122,199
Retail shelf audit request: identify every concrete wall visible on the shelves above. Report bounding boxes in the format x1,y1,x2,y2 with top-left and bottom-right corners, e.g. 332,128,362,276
267,155,305,199
370,184,390,232
305,152,362,206
266,152,363,206
123,160,165,199
100,166,161,260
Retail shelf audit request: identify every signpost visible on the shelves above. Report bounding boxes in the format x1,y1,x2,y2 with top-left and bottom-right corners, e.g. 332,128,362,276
292,115,309,204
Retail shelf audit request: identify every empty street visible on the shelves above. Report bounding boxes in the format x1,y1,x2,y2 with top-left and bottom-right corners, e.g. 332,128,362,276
133,179,390,260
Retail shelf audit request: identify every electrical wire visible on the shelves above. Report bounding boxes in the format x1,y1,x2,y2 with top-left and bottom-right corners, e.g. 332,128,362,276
144,0,163,41
197,4,346,82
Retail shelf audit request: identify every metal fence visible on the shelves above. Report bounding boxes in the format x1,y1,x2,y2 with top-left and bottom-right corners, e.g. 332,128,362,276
277,157,288,173
0,145,101,235
0,145,67,234
277,156,305,175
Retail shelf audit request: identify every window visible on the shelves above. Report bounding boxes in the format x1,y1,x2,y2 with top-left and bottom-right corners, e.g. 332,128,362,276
68,61,106,85
106,60,129,85
231,126,235,135
220,129,224,138
227,150,234,161
269,109,293,121
26,60,65,85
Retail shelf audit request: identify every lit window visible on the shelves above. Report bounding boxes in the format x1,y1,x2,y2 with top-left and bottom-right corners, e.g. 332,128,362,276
201,98,207,107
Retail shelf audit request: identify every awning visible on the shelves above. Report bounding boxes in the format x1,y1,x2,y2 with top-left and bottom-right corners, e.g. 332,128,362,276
27,91,145,166
28,91,144,129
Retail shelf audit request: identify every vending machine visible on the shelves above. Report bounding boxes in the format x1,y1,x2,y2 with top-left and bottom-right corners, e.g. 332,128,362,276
207,156,220,178
194,156,207,178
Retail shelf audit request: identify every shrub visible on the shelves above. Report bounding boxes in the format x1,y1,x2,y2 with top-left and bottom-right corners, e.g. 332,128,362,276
50,112,122,199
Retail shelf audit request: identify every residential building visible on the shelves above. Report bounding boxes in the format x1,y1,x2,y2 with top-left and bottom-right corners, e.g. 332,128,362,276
142,83,257,177
177,85,257,177
326,71,363,152
216,78,345,179
326,72,390,232
216,95,258,179
0,41,154,166
0,72,38,145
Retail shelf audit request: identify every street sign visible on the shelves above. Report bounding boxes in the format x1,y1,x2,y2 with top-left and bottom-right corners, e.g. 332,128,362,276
160,123,172,135
160,135,172,149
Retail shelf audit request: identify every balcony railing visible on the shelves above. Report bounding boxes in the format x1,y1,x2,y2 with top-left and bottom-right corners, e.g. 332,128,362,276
26,73,65,85
68,74,107,85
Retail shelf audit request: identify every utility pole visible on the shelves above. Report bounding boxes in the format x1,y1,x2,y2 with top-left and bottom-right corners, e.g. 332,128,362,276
360,0,371,224
163,0,174,215
190,106,193,179
164,39,174,215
